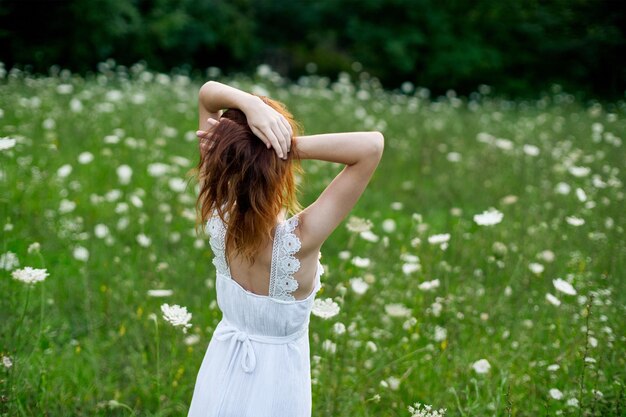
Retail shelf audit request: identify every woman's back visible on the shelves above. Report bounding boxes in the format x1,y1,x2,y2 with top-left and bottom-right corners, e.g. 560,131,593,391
224,210,321,301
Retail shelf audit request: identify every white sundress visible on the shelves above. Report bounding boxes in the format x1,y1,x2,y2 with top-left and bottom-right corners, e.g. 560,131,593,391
187,211,324,417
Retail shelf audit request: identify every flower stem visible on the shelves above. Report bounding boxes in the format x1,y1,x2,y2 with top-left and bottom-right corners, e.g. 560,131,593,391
154,317,161,411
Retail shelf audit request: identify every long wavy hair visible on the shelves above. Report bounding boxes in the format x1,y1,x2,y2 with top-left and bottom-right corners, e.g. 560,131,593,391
194,96,303,264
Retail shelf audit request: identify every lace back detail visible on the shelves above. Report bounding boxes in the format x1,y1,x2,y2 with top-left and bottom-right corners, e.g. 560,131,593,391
206,214,231,278
269,215,302,301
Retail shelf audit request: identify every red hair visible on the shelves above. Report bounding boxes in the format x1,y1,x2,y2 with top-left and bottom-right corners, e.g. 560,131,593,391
194,96,303,264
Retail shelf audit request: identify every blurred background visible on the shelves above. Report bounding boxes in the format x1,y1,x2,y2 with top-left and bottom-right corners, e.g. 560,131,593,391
1,0,625,99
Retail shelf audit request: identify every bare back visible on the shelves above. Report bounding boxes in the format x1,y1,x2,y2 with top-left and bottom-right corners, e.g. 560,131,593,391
219,211,322,301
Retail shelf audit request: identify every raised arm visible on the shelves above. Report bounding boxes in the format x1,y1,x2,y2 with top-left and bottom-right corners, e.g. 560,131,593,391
198,81,292,158
295,132,384,253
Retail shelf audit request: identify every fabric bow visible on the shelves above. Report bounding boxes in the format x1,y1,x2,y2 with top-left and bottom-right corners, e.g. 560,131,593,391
215,324,257,373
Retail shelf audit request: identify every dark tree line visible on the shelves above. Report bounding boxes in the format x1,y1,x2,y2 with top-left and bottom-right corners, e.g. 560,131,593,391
1,0,624,99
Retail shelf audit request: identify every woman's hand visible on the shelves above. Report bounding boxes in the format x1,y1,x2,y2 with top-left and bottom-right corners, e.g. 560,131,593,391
198,81,292,159
241,96,292,159
196,102,293,160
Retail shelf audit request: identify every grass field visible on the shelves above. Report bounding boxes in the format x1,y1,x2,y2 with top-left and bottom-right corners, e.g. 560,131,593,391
1,61,624,416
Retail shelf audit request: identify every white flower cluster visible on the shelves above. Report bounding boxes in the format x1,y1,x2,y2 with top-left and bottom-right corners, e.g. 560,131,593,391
0,137,17,151
345,216,373,233
473,208,503,226
407,401,447,417
311,298,340,319
12,267,49,285
160,303,192,333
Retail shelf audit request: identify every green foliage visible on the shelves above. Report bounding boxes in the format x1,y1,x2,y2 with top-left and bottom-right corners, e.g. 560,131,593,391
1,64,625,416
0,0,624,98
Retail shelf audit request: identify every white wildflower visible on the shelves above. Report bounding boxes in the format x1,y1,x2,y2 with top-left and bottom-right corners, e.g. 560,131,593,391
428,233,450,245
168,177,187,193
321,339,336,354
27,242,41,254
59,199,76,214
332,322,346,335
545,293,561,306
312,298,340,319
366,341,377,352
433,326,447,342
78,151,94,164
553,278,576,295
346,216,373,233
349,277,369,295
94,224,110,239
402,262,421,275
566,398,579,407
351,256,370,268
549,388,563,400
147,289,173,297
555,182,571,195
568,166,590,177
360,230,379,242
11,267,49,285
136,233,152,247
0,251,19,270
0,137,17,151
418,279,440,291
522,144,540,156
382,219,396,233
1,355,12,369
184,334,201,346
528,262,544,274
73,246,89,262
385,303,411,318
160,303,192,333
57,164,73,178
147,163,170,177
116,165,133,185
407,401,447,417
473,208,503,226
472,358,491,374
565,216,584,226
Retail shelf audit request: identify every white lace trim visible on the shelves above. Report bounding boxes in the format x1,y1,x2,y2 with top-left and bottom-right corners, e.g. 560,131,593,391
207,212,306,301
207,214,230,278
269,215,301,301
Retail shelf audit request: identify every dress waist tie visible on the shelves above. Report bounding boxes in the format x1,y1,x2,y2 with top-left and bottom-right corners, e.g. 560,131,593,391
213,318,307,374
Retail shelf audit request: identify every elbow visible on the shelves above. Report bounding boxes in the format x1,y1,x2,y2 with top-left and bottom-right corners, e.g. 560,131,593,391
370,131,385,160
199,80,215,97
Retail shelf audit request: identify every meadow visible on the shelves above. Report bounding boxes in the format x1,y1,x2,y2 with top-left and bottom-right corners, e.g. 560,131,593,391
1,61,624,416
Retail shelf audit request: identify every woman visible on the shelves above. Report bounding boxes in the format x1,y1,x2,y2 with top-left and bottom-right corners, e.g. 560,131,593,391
188,80,384,416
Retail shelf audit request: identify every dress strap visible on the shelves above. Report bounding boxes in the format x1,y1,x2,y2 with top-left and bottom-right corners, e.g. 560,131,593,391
206,211,231,278
268,214,301,301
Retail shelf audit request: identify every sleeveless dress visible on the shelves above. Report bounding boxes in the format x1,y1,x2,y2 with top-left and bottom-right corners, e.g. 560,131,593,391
187,211,324,417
